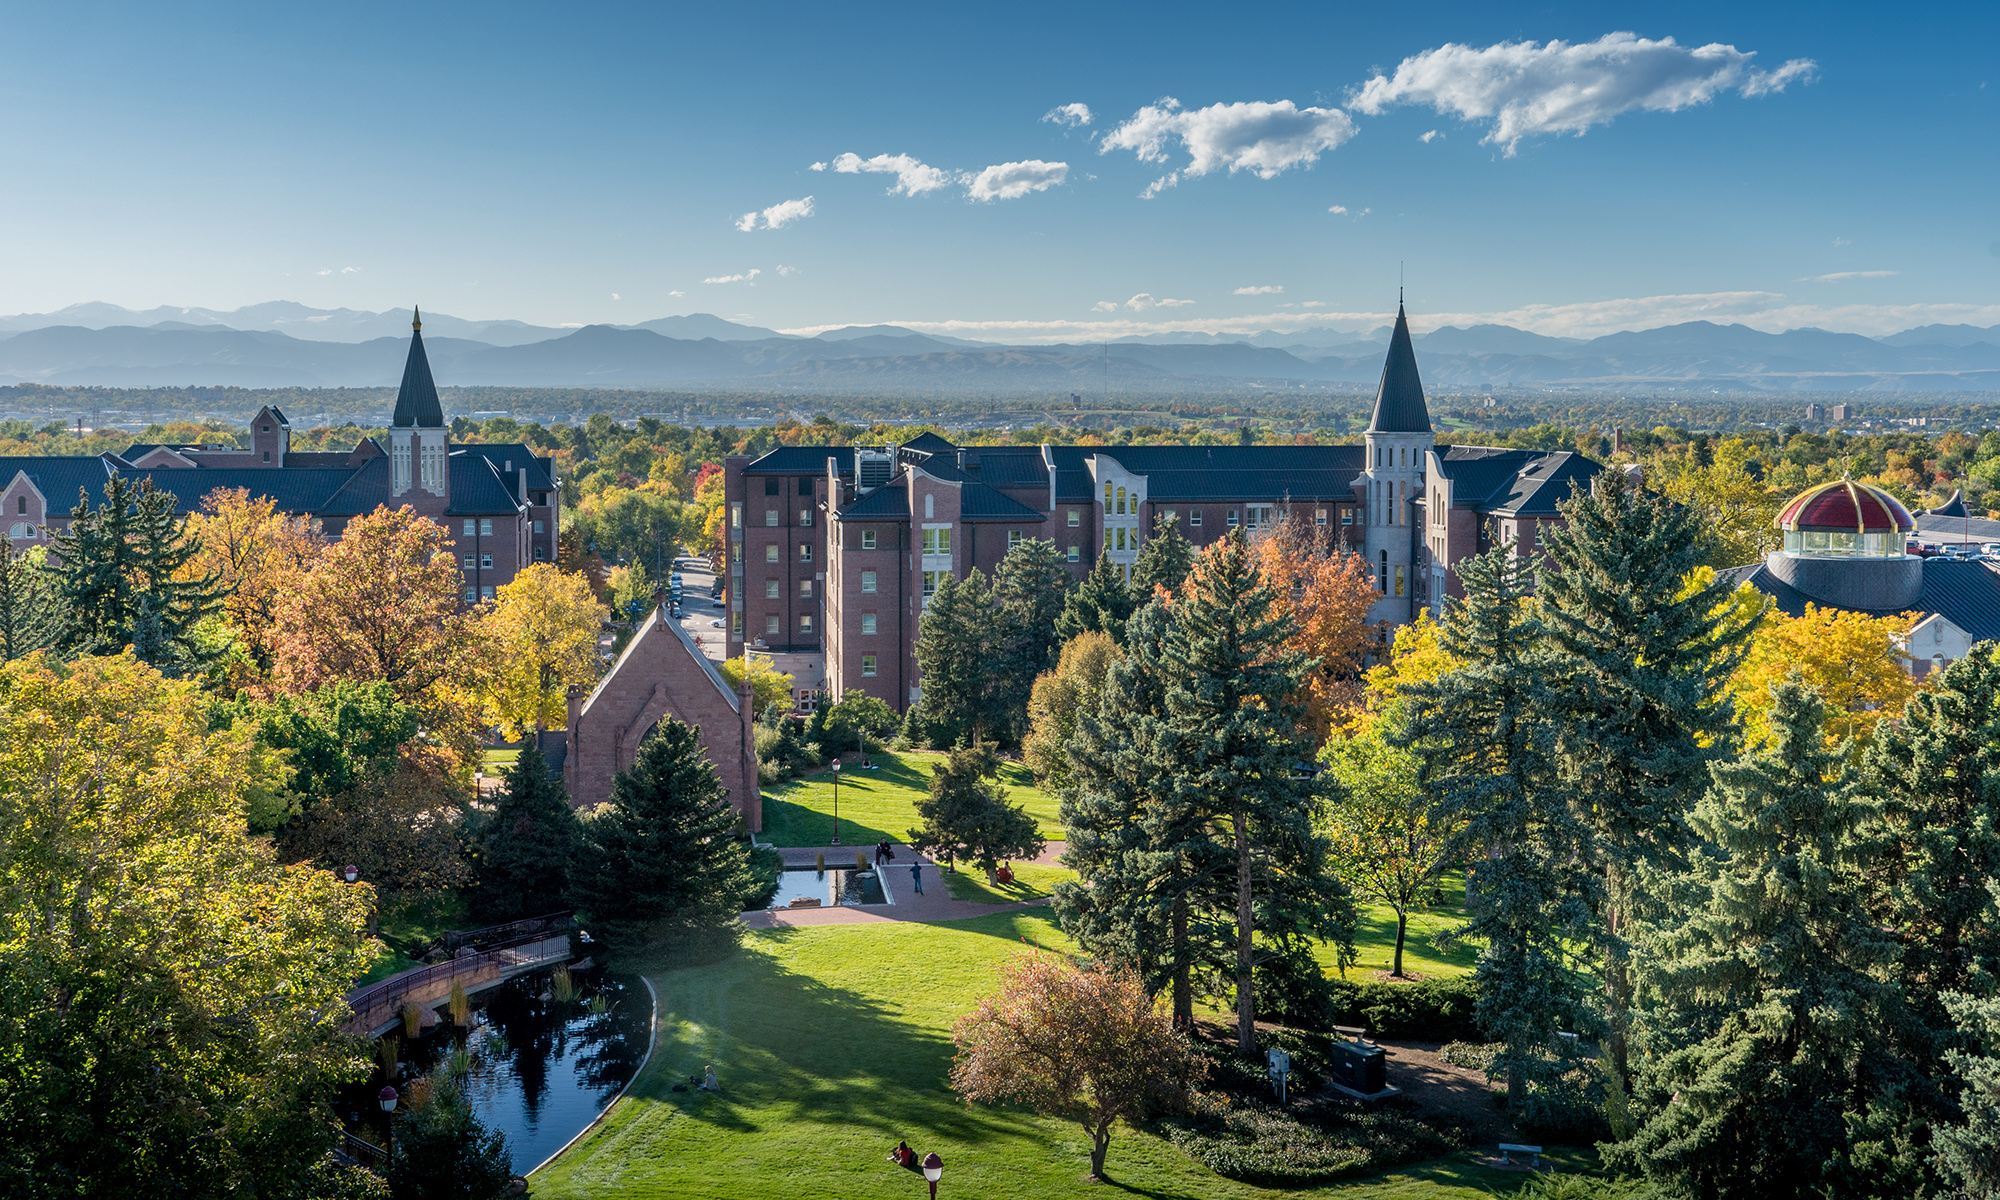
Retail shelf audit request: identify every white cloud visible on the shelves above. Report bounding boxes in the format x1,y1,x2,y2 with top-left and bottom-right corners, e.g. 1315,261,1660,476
826,152,953,195
1327,205,1348,215
1102,99,1358,186
809,161,827,171
1832,237,1853,246
1105,100,1361,196
669,290,686,297
1420,129,1441,143
1092,301,1118,312
611,293,621,300
1043,103,1093,127
1302,301,1326,308
341,266,360,274
965,159,1068,201
315,269,332,276
737,196,815,231
1234,285,1284,295
1799,270,1897,282
776,264,799,277
1351,32,1816,154
703,269,763,284
1124,293,1194,311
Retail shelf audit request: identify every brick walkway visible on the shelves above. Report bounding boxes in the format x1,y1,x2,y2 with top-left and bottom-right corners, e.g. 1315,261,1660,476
740,844,1054,929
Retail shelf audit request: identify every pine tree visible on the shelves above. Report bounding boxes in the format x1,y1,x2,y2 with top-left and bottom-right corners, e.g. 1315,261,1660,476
1054,552,1135,644
47,476,229,675
572,718,760,964
385,1072,513,1200
471,742,581,923
907,570,998,746
1612,680,1899,1200
1938,991,2000,1200
990,538,1071,744
1128,513,1194,601
1400,540,1597,1108
1536,472,1752,1077
0,539,54,660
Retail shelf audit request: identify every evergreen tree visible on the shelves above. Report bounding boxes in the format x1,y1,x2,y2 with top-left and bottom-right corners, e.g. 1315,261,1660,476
1612,680,1900,1200
0,539,54,660
907,570,998,746
1938,990,2000,1200
1536,472,1752,1077
573,718,760,964
1128,513,1194,601
907,744,1044,879
47,476,229,675
471,742,581,923
1401,540,1598,1108
990,538,1070,742
385,1072,513,1200
1054,552,1135,644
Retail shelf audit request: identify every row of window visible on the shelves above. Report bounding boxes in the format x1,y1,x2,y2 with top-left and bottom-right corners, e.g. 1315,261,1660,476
767,509,813,527
763,477,815,496
762,614,814,635
765,579,817,599
462,585,497,603
758,543,814,563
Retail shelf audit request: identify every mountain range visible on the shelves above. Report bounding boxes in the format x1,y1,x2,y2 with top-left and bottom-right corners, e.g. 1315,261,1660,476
0,302,1997,394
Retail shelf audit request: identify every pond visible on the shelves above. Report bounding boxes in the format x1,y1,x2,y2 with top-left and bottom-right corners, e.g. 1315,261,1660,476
351,964,652,1174
769,864,888,909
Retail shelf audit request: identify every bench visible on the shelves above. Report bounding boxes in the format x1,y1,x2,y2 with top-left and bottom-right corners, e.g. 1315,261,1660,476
1498,1143,1543,1169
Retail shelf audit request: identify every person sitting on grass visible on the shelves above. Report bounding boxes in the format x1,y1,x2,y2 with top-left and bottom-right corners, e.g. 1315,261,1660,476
886,1140,918,1170
700,1065,719,1092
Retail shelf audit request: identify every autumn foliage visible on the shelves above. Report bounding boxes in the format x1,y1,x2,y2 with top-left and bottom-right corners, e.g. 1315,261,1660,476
183,487,325,673
1248,512,1380,738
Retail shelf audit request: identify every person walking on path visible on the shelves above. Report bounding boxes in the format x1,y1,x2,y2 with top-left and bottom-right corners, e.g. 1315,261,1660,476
910,862,923,895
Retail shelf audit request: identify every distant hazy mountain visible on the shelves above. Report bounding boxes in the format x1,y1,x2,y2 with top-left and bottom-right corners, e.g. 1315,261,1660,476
1418,324,1585,356
623,313,793,341
1878,323,2000,348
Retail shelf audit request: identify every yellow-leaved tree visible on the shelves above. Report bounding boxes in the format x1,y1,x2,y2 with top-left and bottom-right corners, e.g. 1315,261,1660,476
181,486,325,675
478,562,607,739
1729,600,1917,750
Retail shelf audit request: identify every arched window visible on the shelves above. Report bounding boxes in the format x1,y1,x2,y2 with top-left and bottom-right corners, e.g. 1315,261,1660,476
1116,486,1127,515
925,494,935,519
1379,549,1388,593
1105,482,1113,510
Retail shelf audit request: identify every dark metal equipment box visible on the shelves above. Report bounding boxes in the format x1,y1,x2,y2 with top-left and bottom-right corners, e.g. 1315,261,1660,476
1328,1041,1386,1094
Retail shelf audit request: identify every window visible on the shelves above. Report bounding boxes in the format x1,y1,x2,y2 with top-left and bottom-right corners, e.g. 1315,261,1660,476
393,443,410,490
464,555,476,569
1394,565,1405,597
731,505,742,530
463,519,476,535
464,586,477,603
800,614,813,634
861,570,877,594
861,530,877,550
766,509,779,527
1315,509,1327,526
481,518,493,537
14,497,24,514
924,494,935,519
1190,509,1202,527
922,528,951,555
534,546,547,560
800,580,813,599
861,613,877,634
1227,510,1239,529
730,611,741,635
1104,482,1113,510
1342,508,1353,526
766,615,780,635
800,477,813,496
1067,545,1080,562
8,523,29,538
798,543,812,562
923,571,943,596
1115,527,1127,551
481,585,496,600
766,579,781,599
1379,550,1388,593
1116,486,1127,515
862,654,878,677
533,519,544,534
800,509,812,527
1007,530,1023,550
262,451,270,462
1247,505,1273,529
1068,509,1080,527
477,553,491,569
764,478,780,496
1161,509,1175,526
766,544,780,563
732,543,743,564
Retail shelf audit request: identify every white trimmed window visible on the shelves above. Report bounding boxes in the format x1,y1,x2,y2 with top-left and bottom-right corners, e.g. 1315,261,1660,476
1008,530,1023,550
765,544,780,562
766,579,780,599
1067,545,1080,562
861,530,877,550
861,570,877,594
862,654,878,677
800,580,812,599
1068,509,1080,527
1190,509,1202,527
862,613,877,635
766,509,779,526
766,614,780,635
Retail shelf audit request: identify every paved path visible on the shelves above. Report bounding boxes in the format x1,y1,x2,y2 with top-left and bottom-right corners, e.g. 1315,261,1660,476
741,844,1053,929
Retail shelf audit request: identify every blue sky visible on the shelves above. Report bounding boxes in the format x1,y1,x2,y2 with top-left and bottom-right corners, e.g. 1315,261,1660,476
1,0,1994,340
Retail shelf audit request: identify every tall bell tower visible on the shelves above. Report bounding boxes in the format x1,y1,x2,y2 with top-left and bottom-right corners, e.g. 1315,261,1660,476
389,307,449,503
1357,298,1433,625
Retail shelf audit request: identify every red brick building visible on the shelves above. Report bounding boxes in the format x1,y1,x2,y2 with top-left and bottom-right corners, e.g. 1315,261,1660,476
0,311,560,600
724,305,1606,711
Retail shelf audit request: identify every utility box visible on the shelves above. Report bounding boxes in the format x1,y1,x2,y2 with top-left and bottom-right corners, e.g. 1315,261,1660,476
1329,1040,1386,1095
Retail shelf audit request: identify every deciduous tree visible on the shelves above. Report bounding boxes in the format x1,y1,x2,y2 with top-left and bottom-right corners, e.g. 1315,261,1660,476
1022,630,1119,788
1729,600,1916,751
182,486,323,671
719,653,794,718
478,563,605,739
907,744,1044,881
1252,512,1379,738
951,955,1200,1179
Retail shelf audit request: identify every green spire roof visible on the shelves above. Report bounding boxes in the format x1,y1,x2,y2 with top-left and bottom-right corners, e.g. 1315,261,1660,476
391,307,444,428
1368,304,1431,434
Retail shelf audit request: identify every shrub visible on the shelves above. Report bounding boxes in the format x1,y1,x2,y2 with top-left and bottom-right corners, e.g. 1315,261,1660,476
1319,976,1482,1041
1158,1093,1453,1188
1439,1041,1504,1071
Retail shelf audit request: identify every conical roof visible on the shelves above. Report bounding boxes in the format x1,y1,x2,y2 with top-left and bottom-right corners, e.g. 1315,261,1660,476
1930,488,1970,518
392,307,444,428
1368,304,1430,433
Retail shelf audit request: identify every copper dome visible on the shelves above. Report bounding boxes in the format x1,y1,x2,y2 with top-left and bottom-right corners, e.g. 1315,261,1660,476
1775,478,1915,535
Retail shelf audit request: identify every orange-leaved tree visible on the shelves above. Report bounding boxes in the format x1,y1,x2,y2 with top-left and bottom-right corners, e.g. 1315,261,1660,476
1729,600,1917,751
271,506,489,762
1250,510,1380,738
182,487,324,674
951,954,1200,1179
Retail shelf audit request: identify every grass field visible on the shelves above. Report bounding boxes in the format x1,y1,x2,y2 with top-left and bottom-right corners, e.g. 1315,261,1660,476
531,912,1581,1199
943,861,1076,904
759,751,1064,847
1327,876,1479,981
358,891,468,986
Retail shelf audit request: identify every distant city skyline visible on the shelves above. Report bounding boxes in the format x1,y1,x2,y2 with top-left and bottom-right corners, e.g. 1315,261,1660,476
1,1,1994,340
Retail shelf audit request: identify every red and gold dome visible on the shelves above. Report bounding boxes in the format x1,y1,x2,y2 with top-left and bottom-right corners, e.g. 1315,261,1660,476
1775,478,1913,558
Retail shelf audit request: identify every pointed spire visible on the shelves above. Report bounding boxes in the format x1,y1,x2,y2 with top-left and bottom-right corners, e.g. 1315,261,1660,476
413,305,422,332
1367,303,1431,434
391,310,445,428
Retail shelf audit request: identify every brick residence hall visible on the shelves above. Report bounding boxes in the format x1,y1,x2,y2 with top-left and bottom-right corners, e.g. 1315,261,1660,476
725,303,1608,712
0,311,559,601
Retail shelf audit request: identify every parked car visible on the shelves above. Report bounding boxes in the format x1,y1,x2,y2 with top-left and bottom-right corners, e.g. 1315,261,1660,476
1983,543,2000,555
709,619,724,628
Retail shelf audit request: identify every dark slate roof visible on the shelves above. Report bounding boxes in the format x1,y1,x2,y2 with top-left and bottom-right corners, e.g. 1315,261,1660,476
1045,444,1367,503
1915,511,2000,543
319,456,392,517
446,453,527,516
283,451,357,469
1929,489,1969,518
836,484,910,520
391,315,445,428
1720,558,2000,643
963,448,1049,488
1436,447,1600,516
902,431,955,453
909,456,969,483
120,467,362,515
741,446,847,475
1368,305,1431,433
0,456,117,512
458,443,557,491
1133,470,1361,503
961,483,1048,523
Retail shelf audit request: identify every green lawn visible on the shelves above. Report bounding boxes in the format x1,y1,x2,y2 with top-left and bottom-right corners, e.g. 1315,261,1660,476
759,751,1064,847
357,891,468,986
481,748,521,768
943,861,1076,904
1322,874,1479,981
532,912,1580,1198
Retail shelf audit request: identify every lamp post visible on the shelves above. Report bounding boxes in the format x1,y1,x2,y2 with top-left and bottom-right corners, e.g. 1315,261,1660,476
829,757,842,846
922,1152,943,1199
378,1085,398,1113
343,864,359,885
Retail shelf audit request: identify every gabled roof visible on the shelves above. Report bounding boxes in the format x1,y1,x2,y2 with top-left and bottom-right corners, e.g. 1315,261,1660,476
1368,304,1431,434
902,431,954,453
1434,446,1599,516
741,446,847,475
120,467,362,515
960,483,1048,522
836,483,909,520
458,443,557,491
446,453,527,516
0,456,117,512
391,311,445,428
1929,489,1970,518
319,455,392,517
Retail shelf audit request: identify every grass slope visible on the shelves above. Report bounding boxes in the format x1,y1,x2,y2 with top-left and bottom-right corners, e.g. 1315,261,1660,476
759,751,1064,848
1326,877,1479,981
943,862,1075,904
532,913,1565,1199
